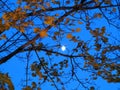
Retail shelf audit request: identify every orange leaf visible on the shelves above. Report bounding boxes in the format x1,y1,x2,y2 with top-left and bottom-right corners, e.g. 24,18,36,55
55,14,59,16
78,21,83,24
39,30,48,38
112,8,116,12
44,16,55,26
20,29,25,33
46,2,50,7
76,28,81,32
34,28,40,33
40,6,46,11
24,5,30,9
37,71,43,79
1,34,6,39
94,0,98,2
66,33,72,39
64,18,69,24
97,71,102,75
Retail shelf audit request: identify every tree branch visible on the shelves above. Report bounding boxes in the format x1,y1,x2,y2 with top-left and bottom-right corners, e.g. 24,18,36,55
0,9,74,64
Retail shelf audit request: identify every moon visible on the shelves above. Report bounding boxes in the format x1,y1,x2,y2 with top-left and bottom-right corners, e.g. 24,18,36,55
61,45,66,51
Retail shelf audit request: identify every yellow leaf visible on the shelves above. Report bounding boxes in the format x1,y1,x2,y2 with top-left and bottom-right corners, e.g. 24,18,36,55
17,0,22,4
97,13,102,18
86,16,89,20
32,0,37,3
52,0,55,3
29,21,34,26
46,2,50,7
37,71,43,79
20,28,25,33
97,71,102,75
112,8,116,12
76,28,81,32
64,18,69,24
44,16,55,26
12,15,17,20
71,29,74,32
0,73,14,90
41,6,46,11
66,33,72,39
0,19,2,24
94,13,102,18
93,63,99,70
104,0,111,4
94,0,98,2
34,28,40,33
24,5,30,9
55,14,59,16
5,23,10,30
2,13,9,20
78,21,83,24
39,30,48,38
23,22,28,27
39,0,42,2
1,34,6,39
16,7,22,12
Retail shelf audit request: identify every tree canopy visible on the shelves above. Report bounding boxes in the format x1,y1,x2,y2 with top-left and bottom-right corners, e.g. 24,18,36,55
0,0,120,90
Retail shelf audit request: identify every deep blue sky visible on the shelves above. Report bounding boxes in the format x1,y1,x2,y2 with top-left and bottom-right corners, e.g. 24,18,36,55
0,0,120,90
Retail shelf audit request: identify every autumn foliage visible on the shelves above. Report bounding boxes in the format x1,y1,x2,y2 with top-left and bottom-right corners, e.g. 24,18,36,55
0,0,120,90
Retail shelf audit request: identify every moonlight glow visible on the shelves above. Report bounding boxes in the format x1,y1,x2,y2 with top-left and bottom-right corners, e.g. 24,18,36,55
61,45,66,51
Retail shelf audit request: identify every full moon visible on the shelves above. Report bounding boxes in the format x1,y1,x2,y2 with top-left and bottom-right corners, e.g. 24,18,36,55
61,45,66,51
